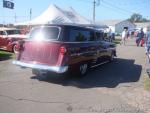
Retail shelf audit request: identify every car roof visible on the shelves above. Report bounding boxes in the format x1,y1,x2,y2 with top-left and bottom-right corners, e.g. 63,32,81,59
34,24,98,32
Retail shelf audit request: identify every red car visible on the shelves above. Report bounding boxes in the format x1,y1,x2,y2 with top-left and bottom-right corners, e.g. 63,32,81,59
0,27,27,53
13,24,116,76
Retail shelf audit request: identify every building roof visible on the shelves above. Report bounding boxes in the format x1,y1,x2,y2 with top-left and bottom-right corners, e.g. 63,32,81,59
134,22,150,28
97,19,125,26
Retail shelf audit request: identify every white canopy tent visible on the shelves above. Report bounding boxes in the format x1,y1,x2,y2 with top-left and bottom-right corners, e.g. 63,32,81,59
15,4,91,25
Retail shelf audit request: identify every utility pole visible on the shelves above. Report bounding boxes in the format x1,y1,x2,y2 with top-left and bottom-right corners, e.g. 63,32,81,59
93,0,96,23
30,8,32,21
93,0,100,23
14,13,17,23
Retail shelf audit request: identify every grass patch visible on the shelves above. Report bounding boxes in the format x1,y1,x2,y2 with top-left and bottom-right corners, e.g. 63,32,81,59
113,38,121,44
0,50,15,60
144,79,150,91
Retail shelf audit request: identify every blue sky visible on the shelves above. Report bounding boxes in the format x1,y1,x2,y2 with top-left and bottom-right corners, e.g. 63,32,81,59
0,0,150,24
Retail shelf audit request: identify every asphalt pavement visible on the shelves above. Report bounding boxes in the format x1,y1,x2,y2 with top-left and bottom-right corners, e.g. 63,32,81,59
0,38,150,113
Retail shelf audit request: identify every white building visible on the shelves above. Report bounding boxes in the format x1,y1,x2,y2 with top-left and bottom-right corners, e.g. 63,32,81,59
134,22,150,33
98,20,136,34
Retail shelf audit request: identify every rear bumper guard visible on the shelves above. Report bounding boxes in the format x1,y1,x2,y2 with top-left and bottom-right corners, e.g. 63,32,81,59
12,60,68,74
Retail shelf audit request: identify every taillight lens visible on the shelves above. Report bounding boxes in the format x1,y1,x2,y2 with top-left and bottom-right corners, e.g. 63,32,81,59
60,46,67,55
15,44,20,51
9,39,13,43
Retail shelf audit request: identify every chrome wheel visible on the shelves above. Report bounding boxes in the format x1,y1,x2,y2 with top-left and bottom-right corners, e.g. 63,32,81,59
13,45,18,54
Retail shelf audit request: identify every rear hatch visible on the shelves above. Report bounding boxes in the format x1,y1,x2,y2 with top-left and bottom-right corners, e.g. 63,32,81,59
18,26,64,66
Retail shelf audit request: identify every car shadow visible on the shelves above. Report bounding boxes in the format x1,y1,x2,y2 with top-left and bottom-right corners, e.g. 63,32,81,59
31,58,142,88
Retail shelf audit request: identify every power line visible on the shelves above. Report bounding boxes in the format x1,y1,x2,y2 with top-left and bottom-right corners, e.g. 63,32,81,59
101,0,150,18
0,16,27,18
73,0,136,19
102,1,134,14
109,0,150,6
100,4,130,16
71,0,91,4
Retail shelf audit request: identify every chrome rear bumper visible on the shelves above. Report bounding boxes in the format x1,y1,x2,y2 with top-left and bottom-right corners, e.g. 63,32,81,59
12,60,68,73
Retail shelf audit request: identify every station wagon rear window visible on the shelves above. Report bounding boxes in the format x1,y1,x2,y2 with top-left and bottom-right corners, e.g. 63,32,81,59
29,27,60,40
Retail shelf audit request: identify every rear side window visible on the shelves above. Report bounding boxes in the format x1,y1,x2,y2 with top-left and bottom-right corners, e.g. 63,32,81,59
0,31,6,35
96,32,104,41
6,30,21,35
0,31,3,35
29,26,60,40
69,29,95,42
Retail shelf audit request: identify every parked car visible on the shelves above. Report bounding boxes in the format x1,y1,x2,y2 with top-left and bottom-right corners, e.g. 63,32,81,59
13,24,116,76
0,27,27,53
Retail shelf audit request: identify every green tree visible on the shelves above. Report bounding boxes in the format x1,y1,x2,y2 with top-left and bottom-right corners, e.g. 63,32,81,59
129,13,142,22
128,13,150,23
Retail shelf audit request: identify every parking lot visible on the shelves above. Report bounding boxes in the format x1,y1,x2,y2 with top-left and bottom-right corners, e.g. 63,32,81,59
0,38,150,113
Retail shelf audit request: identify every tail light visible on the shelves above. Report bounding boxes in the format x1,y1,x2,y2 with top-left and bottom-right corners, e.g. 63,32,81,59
9,39,13,44
60,46,67,55
15,44,20,51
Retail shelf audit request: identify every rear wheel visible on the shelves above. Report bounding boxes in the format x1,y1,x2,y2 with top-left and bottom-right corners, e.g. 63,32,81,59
13,45,18,54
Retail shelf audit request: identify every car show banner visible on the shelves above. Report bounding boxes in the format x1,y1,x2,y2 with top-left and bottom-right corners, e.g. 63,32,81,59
3,0,14,9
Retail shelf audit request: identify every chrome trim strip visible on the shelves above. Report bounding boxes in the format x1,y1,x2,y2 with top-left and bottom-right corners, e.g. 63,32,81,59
91,61,109,68
12,60,68,73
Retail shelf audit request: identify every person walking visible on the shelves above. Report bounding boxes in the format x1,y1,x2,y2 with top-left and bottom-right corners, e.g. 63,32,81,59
145,27,150,76
108,29,113,42
136,28,145,46
120,28,127,45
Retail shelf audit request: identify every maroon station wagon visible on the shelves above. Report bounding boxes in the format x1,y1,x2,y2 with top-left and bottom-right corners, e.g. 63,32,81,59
13,24,116,76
